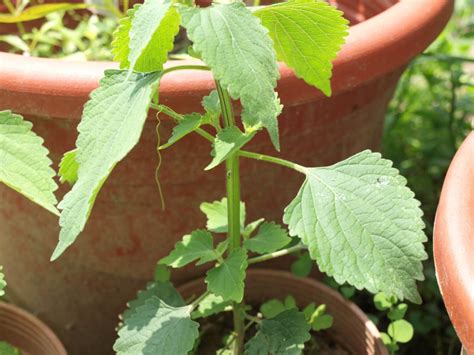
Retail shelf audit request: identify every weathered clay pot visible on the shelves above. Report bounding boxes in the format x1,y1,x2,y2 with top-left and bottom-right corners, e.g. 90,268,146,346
0,302,66,355
179,269,388,354
0,0,453,353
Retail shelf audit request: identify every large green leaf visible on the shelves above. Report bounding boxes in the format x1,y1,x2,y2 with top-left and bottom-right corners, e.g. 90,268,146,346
205,248,248,302
283,151,427,303
181,3,281,149
0,3,88,23
0,111,58,215
53,70,161,261
244,222,291,254
254,0,348,96
159,230,221,268
200,198,246,233
114,296,199,355
245,309,311,355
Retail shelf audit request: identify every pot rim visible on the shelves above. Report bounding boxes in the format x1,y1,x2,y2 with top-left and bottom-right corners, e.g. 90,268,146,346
0,301,67,355
0,0,453,119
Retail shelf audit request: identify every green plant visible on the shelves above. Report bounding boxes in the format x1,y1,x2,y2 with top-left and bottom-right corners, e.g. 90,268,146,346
0,0,431,353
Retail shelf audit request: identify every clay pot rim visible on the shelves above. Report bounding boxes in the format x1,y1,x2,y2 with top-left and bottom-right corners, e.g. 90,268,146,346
0,0,453,119
0,301,67,355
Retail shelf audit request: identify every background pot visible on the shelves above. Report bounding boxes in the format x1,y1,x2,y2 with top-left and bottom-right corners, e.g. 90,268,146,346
0,302,66,355
179,269,388,354
0,0,453,353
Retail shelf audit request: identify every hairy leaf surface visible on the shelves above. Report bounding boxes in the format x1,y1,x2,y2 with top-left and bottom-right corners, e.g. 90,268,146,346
283,151,426,303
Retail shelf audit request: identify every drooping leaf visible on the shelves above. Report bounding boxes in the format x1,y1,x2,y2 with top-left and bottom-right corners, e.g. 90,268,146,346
283,150,427,303
111,5,140,68
115,296,199,355
245,309,311,355
159,113,202,150
126,0,181,72
159,230,221,268
0,266,6,297
58,149,79,185
206,127,255,170
0,3,88,23
191,293,231,319
0,111,58,215
181,3,281,149
53,70,161,261
200,198,246,233
205,248,248,302
254,0,348,96
244,222,291,254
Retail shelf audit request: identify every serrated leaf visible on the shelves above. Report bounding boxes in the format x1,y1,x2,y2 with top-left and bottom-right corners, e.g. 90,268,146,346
245,309,311,355
205,248,248,302
160,113,202,150
0,111,58,215
244,222,291,254
254,0,348,96
308,304,333,331
283,150,427,303
58,149,79,185
181,3,281,149
115,296,199,355
53,70,161,261
206,127,255,170
111,5,140,68
127,0,180,72
388,319,414,343
191,293,231,319
0,266,6,297
159,230,220,268
200,198,245,233
0,3,88,23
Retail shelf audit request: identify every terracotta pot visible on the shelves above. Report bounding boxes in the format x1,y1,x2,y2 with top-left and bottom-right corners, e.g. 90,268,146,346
0,302,66,355
179,269,388,354
0,0,453,353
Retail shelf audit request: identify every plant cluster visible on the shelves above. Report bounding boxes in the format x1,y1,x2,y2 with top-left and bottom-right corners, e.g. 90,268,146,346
0,0,430,353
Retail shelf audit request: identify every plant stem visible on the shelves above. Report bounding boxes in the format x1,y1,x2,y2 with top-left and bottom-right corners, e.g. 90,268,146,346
238,150,306,173
421,52,474,63
190,290,211,310
122,0,129,13
3,0,25,35
162,64,210,76
216,80,246,355
248,244,307,265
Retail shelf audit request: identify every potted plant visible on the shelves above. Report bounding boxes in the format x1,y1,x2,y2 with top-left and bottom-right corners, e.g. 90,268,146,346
0,0,452,353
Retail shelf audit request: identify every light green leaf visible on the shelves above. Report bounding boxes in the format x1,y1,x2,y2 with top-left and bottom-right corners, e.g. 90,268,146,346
53,70,161,261
115,297,199,355
0,341,20,355
244,222,291,254
111,5,140,69
159,230,220,268
374,292,396,311
260,299,287,319
206,127,255,170
191,293,231,319
202,90,221,124
181,3,281,149
200,198,245,233
388,303,408,321
0,35,30,52
308,304,333,331
58,149,78,185
127,0,180,72
159,113,202,150
283,150,427,303
0,3,88,23
205,248,248,302
388,319,414,343
0,111,58,215
245,309,311,355
0,266,6,297
243,218,265,239
254,0,348,96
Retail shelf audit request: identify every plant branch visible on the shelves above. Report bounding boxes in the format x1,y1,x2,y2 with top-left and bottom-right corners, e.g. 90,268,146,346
420,52,474,63
238,150,306,173
162,64,211,76
190,290,211,310
248,244,307,265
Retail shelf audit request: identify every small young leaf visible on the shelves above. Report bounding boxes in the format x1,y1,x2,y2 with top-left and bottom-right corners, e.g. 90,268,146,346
243,218,265,239
388,303,408,321
160,113,202,150
58,149,79,185
374,292,395,311
181,3,281,149
244,222,291,254
200,198,245,233
245,309,311,355
191,293,231,319
340,285,355,299
114,297,199,355
0,266,6,297
160,230,220,268
388,319,414,343
254,0,349,96
283,150,427,303
205,248,248,302
202,90,221,125
205,127,255,170
0,111,58,215
260,299,287,319
309,304,333,331
291,252,313,278
284,295,297,309
53,70,161,261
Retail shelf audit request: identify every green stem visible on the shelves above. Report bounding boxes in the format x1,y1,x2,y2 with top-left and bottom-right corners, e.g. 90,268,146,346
122,0,129,13
421,52,474,63
248,244,307,265
162,64,210,76
190,290,211,310
3,0,25,35
238,150,306,173
216,80,246,355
